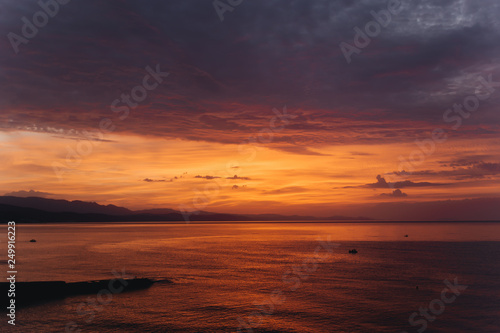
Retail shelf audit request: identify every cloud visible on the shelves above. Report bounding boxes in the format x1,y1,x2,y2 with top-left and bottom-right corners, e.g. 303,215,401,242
380,189,408,198
143,178,168,182
3,0,499,150
390,179,448,188
4,190,53,198
443,161,500,179
195,175,221,180
345,175,447,189
199,115,249,131
371,175,389,188
226,175,251,180
405,160,500,180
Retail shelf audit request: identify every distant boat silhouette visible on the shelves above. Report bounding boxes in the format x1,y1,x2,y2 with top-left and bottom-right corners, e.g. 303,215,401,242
404,235,408,237
29,239,37,242
348,249,358,254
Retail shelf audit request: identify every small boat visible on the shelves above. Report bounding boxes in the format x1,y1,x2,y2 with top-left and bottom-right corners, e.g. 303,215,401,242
29,239,37,242
404,235,408,237
348,249,358,254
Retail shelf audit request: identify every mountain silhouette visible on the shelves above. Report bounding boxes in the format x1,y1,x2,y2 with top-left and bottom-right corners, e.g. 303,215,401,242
0,196,131,215
0,196,370,223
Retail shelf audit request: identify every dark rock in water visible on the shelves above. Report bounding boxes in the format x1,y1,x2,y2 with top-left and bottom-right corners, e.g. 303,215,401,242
66,278,156,296
348,249,358,254
5,281,67,307
1,278,169,309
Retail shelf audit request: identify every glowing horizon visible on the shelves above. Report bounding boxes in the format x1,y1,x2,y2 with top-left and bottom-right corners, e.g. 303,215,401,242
1,0,500,220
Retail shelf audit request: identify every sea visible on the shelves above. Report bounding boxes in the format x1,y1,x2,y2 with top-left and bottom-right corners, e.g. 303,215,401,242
1,222,500,332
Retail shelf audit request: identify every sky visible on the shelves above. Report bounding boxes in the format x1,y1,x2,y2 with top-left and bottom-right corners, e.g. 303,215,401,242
0,0,499,220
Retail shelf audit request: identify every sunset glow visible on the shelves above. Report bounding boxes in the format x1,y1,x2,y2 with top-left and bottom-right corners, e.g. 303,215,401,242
1,0,499,220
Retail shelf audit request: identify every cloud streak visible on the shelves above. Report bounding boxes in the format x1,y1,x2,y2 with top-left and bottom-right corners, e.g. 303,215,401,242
345,175,448,189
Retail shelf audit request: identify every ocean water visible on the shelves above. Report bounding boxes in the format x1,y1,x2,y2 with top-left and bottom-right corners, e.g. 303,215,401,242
2,222,500,332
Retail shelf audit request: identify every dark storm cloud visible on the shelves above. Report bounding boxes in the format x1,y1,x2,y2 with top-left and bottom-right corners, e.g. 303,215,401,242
199,115,249,131
1,0,500,147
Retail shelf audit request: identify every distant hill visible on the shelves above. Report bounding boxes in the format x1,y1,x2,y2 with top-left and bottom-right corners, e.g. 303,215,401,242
0,196,371,223
0,202,248,223
0,196,131,215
